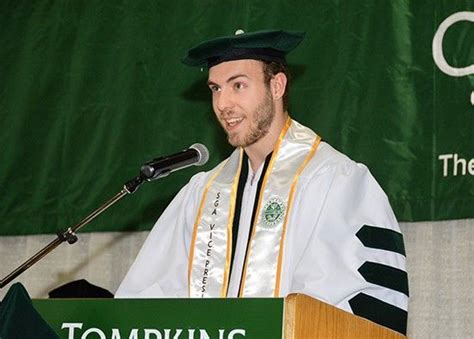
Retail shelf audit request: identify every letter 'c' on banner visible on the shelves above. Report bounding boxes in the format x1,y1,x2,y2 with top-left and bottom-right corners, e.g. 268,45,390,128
432,11,474,77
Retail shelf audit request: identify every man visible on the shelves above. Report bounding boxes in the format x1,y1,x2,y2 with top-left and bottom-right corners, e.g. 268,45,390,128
116,30,409,334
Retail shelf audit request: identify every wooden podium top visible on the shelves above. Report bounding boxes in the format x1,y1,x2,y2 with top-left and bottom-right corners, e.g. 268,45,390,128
284,294,406,339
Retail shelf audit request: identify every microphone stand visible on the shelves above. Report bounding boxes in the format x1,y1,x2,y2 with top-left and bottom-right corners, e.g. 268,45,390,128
0,175,145,289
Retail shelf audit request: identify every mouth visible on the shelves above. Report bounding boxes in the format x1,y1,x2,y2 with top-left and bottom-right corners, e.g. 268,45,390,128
224,117,244,129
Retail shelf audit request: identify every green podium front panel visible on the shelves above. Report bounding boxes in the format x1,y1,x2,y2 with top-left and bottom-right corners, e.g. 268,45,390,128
33,298,284,338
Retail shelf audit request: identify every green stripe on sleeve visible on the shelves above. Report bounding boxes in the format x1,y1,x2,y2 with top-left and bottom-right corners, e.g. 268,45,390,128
356,225,406,256
358,261,409,296
349,292,407,335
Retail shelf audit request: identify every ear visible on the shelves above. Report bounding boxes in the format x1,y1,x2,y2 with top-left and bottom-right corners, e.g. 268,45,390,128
270,72,287,101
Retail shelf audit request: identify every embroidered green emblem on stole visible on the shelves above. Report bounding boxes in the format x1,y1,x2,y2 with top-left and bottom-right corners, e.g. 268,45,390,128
262,197,286,227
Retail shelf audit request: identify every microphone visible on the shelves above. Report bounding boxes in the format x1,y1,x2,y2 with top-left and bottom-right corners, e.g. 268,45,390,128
140,143,209,181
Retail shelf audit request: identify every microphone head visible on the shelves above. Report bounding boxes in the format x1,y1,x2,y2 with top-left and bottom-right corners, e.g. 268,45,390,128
190,143,209,166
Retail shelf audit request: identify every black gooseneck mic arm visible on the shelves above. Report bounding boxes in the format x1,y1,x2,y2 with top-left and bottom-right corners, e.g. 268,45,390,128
0,144,209,289
0,176,142,289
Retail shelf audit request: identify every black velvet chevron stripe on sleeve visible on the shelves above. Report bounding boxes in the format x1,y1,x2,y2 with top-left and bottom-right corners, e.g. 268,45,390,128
358,262,409,296
349,292,407,335
356,225,406,256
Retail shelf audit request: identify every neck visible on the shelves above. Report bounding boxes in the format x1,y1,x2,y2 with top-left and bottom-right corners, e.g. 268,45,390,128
244,110,289,172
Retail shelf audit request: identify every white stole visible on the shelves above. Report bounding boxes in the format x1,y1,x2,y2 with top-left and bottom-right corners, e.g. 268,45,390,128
188,118,321,297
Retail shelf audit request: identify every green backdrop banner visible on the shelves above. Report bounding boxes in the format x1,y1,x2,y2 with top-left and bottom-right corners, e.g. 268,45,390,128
0,1,472,235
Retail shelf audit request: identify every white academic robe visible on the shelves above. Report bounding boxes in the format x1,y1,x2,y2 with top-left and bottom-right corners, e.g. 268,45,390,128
116,141,408,327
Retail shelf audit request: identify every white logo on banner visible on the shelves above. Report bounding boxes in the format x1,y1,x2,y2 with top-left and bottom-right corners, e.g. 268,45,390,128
61,322,247,338
432,11,474,105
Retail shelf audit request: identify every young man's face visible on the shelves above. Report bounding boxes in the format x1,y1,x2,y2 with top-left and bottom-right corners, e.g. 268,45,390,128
207,59,275,148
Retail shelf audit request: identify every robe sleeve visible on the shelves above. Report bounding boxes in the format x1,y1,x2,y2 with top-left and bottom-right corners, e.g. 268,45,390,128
115,172,207,298
290,150,409,334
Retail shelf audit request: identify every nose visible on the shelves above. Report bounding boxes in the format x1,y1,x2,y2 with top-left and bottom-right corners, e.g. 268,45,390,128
214,88,233,113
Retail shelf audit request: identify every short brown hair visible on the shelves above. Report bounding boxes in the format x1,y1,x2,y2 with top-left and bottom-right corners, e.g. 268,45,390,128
262,61,291,111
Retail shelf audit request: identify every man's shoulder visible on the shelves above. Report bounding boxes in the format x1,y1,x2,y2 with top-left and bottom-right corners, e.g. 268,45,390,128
315,141,350,163
301,140,390,204
291,120,359,174
304,141,362,176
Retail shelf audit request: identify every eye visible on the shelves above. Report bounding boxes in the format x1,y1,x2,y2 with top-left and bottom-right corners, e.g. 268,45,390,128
209,85,220,92
233,82,246,90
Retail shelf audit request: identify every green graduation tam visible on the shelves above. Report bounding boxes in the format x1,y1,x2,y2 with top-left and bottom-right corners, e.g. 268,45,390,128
182,29,305,68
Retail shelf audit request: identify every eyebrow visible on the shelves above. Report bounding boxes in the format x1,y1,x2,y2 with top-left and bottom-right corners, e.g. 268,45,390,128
227,74,249,82
207,74,249,87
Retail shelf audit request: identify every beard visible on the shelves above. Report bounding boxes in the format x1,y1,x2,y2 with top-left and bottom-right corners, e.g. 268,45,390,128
226,91,275,147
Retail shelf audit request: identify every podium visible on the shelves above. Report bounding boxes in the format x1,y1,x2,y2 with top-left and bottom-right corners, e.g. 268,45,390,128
32,294,405,338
